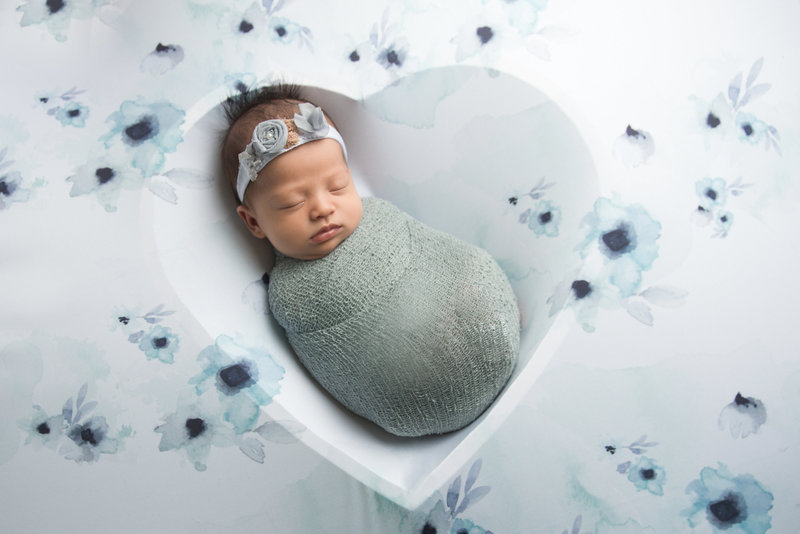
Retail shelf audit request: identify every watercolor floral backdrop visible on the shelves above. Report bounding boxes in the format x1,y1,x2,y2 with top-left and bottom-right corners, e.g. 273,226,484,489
1,0,799,532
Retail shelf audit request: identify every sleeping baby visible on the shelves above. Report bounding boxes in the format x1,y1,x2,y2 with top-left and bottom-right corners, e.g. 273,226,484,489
220,84,519,437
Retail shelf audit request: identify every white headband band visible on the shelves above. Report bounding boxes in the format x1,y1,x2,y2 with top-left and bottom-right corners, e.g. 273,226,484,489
236,102,348,203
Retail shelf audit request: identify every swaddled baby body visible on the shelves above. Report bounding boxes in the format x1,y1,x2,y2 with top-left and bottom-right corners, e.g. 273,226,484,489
221,84,520,436
269,197,519,436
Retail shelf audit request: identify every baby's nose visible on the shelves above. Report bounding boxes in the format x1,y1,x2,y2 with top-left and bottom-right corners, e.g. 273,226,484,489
309,194,335,218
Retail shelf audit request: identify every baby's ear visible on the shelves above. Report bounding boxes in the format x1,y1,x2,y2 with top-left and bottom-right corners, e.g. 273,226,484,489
236,205,267,239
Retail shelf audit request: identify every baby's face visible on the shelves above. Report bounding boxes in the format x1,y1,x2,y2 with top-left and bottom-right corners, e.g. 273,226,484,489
236,138,362,260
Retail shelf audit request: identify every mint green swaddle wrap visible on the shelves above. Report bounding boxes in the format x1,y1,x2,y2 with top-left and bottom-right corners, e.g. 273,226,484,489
268,197,520,437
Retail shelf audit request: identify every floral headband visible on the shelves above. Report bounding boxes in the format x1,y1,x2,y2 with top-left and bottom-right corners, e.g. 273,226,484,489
236,102,348,202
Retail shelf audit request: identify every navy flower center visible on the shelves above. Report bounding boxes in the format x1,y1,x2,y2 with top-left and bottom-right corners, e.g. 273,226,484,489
80,427,98,446
508,196,518,205
421,524,436,534
70,423,101,446
539,211,552,224
605,445,616,454
117,315,130,325
37,422,51,434
706,112,721,128
123,115,159,146
219,363,250,388
705,188,717,200
235,81,248,94
626,125,642,138
385,50,401,66
185,418,206,439
640,468,656,480
239,20,254,33
0,179,15,197
571,280,592,300
708,491,747,526
40,97,50,104
275,26,287,38
601,223,635,256
719,214,728,223
152,336,168,349
46,0,65,15
219,362,255,395
155,43,176,53
456,530,469,534
742,123,753,136
95,167,115,185
68,108,81,118
349,50,360,62
476,26,494,44
734,392,754,407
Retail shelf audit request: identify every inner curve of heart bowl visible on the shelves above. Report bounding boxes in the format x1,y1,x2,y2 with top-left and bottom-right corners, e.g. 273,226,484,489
145,66,599,508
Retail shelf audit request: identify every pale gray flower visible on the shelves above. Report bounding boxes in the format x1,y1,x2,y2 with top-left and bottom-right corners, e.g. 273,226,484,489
252,119,288,156
293,103,329,136
719,393,766,438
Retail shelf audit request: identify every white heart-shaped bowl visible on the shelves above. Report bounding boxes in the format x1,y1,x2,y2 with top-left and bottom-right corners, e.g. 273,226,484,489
143,66,599,508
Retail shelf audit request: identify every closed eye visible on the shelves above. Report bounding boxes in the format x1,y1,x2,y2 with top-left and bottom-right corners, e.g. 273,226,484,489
278,200,304,209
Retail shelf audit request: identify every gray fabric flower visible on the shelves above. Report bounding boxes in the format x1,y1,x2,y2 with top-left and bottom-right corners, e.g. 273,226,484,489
237,119,288,191
293,103,329,137
252,119,288,156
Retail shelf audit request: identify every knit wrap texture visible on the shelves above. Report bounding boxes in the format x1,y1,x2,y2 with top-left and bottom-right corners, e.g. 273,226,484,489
269,197,520,437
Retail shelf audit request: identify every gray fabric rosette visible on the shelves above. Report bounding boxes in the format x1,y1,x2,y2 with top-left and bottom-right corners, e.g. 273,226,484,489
268,197,520,437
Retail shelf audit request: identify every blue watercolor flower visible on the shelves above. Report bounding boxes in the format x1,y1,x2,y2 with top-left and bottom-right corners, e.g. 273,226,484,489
55,101,89,127
525,200,561,237
155,402,233,471
613,125,655,167
684,463,773,533
718,393,766,439
626,456,666,496
268,16,300,43
35,89,59,110
138,325,180,363
99,98,185,176
61,415,119,463
735,112,768,145
189,335,284,434
108,304,141,333
234,3,266,36
452,12,505,62
66,152,146,212
547,270,622,333
22,406,64,449
0,170,31,210
695,177,728,211
344,38,373,65
377,42,408,69
140,43,185,75
579,197,661,297
700,93,734,133
17,0,107,42
715,210,734,237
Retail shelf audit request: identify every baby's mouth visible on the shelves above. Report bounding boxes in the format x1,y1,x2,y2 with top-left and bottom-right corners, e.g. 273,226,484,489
311,224,342,243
